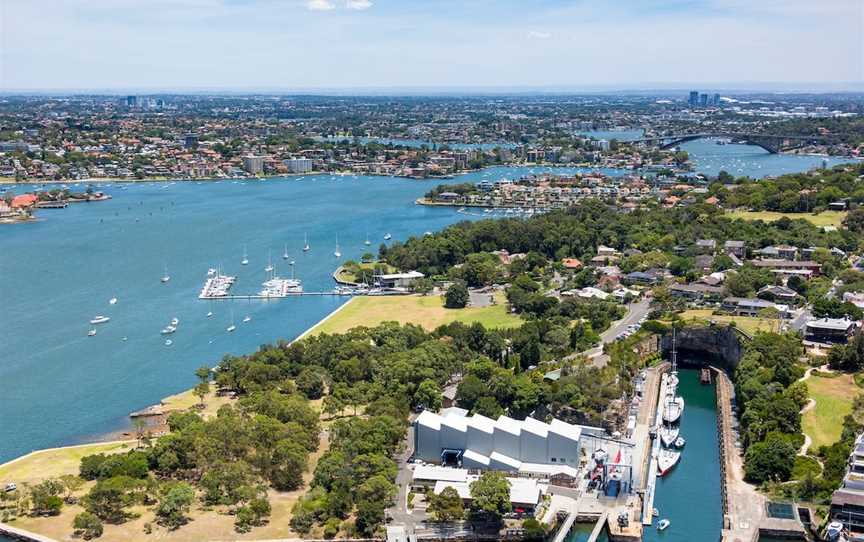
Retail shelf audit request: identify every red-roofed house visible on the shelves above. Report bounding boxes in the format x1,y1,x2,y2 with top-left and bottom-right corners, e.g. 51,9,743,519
562,258,583,270
11,194,38,208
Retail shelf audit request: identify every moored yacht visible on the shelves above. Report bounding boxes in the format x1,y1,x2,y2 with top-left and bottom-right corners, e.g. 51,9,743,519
90,315,110,325
662,395,685,424
657,448,681,476
658,424,679,447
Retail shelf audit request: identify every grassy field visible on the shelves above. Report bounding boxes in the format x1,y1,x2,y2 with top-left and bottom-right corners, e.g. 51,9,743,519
676,309,779,336
0,441,135,485
726,209,847,228
312,292,522,335
802,372,859,450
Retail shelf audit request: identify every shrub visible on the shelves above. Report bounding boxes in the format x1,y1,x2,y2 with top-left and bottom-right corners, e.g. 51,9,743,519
73,512,104,540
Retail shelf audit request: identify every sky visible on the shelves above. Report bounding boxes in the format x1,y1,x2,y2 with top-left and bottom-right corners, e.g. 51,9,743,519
1,0,862,91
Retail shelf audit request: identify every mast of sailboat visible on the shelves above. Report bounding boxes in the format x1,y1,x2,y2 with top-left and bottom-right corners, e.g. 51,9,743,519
671,326,678,374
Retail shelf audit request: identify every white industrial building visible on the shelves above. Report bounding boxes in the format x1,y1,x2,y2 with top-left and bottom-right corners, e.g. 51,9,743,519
414,408,583,470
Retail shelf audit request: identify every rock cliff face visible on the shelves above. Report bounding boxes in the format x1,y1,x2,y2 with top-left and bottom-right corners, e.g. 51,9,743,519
660,325,745,371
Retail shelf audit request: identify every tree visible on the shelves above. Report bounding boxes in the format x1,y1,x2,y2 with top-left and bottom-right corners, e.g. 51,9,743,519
522,518,546,541
444,282,469,309
30,479,64,516
468,471,511,522
269,439,308,491
296,367,326,399
59,474,84,503
194,365,211,406
73,512,104,540
744,432,796,483
156,482,195,530
355,475,396,536
413,379,442,411
428,486,464,521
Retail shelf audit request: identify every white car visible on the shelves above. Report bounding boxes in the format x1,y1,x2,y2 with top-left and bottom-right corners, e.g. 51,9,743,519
4,483,17,493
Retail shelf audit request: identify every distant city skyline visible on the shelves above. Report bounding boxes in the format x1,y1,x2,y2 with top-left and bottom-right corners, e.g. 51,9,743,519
1,0,862,91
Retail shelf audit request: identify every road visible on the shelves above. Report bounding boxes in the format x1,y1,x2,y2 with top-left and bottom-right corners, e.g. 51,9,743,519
566,297,652,366
389,422,418,534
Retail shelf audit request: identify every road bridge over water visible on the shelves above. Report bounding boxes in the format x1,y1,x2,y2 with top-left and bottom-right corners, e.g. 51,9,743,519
626,132,833,154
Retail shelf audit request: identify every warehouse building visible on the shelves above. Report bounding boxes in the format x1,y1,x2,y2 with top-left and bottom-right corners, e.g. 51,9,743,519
413,408,582,470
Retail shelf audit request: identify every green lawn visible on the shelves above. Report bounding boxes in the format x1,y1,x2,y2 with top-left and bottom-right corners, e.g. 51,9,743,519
0,441,135,485
676,309,779,336
311,292,522,335
726,210,847,228
802,372,859,450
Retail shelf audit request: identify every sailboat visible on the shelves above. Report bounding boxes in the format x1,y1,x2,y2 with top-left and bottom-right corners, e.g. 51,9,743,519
659,424,680,447
303,233,310,252
282,244,290,260
241,246,249,266
384,233,392,240
226,310,236,332
364,232,371,246
334,235,341,258
161,264,170,283
265,250,274,273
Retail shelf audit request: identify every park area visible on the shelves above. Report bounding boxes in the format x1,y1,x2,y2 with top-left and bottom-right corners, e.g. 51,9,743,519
311,292,522,336
802,371,860,451
726,209,847,228
0,386,330,542
676,309,779,336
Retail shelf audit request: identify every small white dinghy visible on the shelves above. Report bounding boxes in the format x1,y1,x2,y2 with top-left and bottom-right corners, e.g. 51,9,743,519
657,519,670,531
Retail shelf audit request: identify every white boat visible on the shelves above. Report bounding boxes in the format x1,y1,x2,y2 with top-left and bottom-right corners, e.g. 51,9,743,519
826,521,846,541
364,233,371,246
242,315,251,323
265,250,274,272
384,233,392,240
207,268,217,277
241,245,249,266
303,233,310,252
161,264,171,283
87,329,97,336
109,297,118,305
164,339,173,346
206,311,213,318
161,325,176,335
659,425,679,447
226,324,236,332
657,519,670,531
334,235,341,258
170,317,179,326
90,315,110,325
282,244,290,260
662,395,685,424
657,449,681,476
674,436,687,448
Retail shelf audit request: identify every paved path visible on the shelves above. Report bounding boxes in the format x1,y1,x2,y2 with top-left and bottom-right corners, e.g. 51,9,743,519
566,298,652,367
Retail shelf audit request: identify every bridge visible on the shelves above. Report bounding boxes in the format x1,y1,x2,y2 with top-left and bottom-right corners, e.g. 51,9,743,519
627,132,832,154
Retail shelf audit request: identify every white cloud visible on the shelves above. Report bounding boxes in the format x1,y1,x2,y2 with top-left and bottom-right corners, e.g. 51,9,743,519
346,0,372,10
527,31,552,39
306,0,335,11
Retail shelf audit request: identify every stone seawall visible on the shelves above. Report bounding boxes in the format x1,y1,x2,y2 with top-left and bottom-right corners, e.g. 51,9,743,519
660,325,745,372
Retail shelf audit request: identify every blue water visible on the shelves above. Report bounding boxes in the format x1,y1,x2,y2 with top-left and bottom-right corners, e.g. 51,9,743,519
681,138,857,179
644,369,722,542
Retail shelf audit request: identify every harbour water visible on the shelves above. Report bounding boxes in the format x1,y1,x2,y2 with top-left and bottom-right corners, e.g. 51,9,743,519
681,138,856,178
643,368,722,542
0,165,629,463
0,144,851,465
